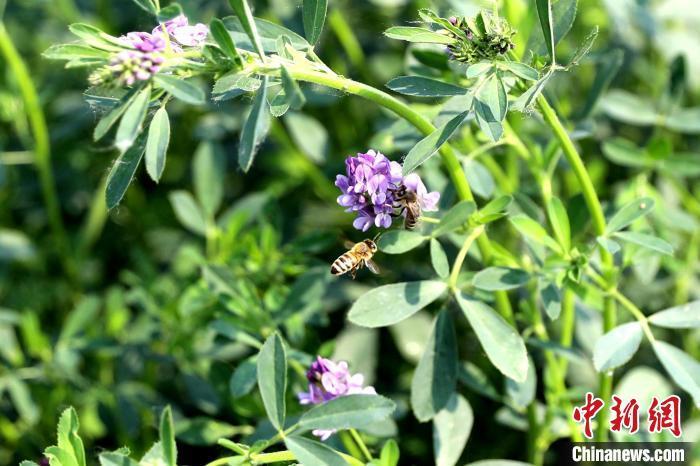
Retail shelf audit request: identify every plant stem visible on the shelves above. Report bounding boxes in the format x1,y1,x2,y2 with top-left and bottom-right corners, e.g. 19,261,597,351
536,94,617,441
0,22,72,275
262,63,514,322
349,428,373,462
448,225,484,292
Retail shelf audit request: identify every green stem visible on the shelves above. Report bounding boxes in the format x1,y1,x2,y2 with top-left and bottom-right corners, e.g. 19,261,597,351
349,428,373,462
0,22,72,274
536,94,617,441
260,63,514,322
448,225,484,292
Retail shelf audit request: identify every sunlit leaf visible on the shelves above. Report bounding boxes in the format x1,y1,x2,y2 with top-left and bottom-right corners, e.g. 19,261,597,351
433,394,473,466
349,281,448,328
257,333,287,431
593,322,642,372
649,301,700,329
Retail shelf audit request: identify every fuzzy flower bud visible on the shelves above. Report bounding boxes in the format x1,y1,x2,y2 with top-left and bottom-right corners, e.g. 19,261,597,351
445,12,515,63
90,50,163,87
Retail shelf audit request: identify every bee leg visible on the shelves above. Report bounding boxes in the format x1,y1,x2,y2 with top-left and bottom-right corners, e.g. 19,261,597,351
350,267,357,279
391,206,406,217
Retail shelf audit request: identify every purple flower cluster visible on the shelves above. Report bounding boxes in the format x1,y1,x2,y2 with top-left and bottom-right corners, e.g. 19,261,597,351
335,150,440,231
121,14,208,53
298,356,376,440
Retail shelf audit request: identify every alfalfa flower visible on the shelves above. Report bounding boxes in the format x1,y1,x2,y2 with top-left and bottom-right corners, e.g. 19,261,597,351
122,31,166,52
335,150,440,231
298,356,376,440
89,50,163,87
155,14,209,48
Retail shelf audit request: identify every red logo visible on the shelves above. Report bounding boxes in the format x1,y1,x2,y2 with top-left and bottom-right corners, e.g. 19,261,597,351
572,393,682,438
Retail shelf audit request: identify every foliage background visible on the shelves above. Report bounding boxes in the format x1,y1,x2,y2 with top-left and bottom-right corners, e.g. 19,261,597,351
1,0,700,465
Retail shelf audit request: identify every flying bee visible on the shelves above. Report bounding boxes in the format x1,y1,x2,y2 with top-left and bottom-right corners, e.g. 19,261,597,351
393,185,422,230
331,239,380,279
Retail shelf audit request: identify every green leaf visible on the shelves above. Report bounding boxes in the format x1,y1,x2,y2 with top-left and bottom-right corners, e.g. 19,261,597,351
466,62,493,79
378,230,426,254
568,26,598,67
105,133,147,209
456,293,528,382
129,0,156,14
93,87,142,141
229,357,257,398
433,393,473,466
98,453,139,466
157,3,182,22
45,446,78,466
56,407,85,466
512,72,551,112
540,281,561,320
281,66,305,110
601,138,654,168
463,159,494,198
402,111,469,175
68,23,124,51
384,26,455,44
509,214,560,251
153,75,205,105
284,436,346,466
6,377,38,426
613,231,674,256
43,44,110,61
430,239,450,279
432,201,476,236
653,341,700,407
239,77,271,172
222,16,310,53
303,0,327,45
498,62,538,81
474,75,507,141
348,281,448,328
411,310,457,422
228,0,266,58
472,267,529,291
535,0,555,62
257,333,287,431
578,49,623,119
145,107,170,183
168,190,207,235
665,107,700,134
593,322,643,372
160,406,177,466
649,301,700,329
474,195,512,224
546,196,571,252
193,141,225,218
380,439,400,466
212,74,260,102
605,197,655,234
505,356,536,408
210,18,243,65
600,90,658,126
299,394,396,431
596,236,621,255
285,113,328,163
114,85,150,153
386,76,467,97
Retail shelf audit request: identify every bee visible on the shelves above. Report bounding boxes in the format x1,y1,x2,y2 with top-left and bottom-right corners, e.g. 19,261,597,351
393,185,422,230
331,239,380,279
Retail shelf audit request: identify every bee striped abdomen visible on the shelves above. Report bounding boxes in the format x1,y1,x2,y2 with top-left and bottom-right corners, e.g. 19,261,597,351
331,252,358,275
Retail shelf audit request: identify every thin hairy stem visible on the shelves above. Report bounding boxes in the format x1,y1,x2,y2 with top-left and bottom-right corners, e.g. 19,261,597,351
536,94,618,440
448,225,485,292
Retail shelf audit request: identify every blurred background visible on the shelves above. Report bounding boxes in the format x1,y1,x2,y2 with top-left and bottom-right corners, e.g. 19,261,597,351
1,0,699,464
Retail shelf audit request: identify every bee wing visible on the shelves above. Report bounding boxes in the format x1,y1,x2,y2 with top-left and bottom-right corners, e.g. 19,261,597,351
344,240,356,249
365,258,381,275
